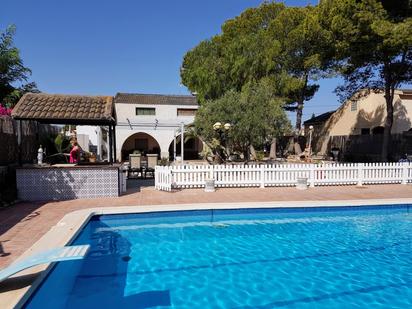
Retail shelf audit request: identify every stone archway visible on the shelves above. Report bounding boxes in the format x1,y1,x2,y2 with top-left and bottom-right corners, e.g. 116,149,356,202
120,132,161,161
168,136,203,161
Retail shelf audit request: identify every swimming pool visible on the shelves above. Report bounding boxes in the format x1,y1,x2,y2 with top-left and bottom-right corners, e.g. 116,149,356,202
24,205,412,308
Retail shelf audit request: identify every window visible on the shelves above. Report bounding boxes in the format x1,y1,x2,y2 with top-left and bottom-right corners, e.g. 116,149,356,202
177,108,197,116
350,101,357,111
361,128,370,135
136,107,155,116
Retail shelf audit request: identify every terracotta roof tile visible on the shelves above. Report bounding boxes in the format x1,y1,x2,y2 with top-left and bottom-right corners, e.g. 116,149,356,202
12,93,116,125
304,111,335,125
114,93,198,106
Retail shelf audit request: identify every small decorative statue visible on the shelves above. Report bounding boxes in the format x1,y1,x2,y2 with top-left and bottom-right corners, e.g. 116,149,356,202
37,145,44,165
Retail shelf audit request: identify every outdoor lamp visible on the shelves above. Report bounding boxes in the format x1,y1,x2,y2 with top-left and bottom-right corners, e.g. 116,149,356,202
213,122,222,130
308,125,314,158
224,123,231,131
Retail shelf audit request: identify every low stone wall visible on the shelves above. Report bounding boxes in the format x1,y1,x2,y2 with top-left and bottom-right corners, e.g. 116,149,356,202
16,166,120,201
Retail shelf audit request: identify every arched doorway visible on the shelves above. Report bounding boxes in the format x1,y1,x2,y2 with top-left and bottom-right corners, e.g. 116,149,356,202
168,137,203,161
121,132,160,161
372,126,384,135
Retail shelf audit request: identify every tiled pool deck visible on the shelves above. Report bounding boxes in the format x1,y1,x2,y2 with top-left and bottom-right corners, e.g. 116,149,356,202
1,183,412,308
2,183,412,270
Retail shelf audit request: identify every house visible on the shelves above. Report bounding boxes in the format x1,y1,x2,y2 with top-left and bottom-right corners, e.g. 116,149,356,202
304,89,412,158
76,126,109,160
114,93,203,161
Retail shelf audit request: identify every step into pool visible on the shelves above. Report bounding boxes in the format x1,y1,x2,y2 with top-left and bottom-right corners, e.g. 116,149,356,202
25,205,412,308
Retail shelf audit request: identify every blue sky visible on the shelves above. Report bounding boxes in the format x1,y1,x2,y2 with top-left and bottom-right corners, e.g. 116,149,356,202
1,0,341,123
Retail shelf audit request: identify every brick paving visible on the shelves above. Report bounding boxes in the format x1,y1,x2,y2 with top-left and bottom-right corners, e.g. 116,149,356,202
1,182,412,269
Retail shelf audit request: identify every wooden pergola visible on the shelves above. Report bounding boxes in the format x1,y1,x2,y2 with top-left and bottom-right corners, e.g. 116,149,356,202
11,93,118,163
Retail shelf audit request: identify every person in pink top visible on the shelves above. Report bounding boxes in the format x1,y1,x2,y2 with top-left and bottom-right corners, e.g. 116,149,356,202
69,139,81,163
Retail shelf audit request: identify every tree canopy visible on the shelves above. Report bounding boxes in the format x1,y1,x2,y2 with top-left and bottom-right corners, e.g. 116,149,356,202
181,2,332,130
194,79,291,160
181,2,285,102
182,0,412,161
320,0,412,160
0,25,38,107
268,5,333,130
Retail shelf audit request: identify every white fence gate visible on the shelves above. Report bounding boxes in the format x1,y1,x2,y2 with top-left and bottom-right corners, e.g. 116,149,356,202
155,162,412,191
154,165,173,191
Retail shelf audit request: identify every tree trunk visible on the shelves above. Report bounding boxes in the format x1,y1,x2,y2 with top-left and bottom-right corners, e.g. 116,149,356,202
381,87,394,162
250,145,257,161
269,138,277,159
293,101,304,155
295,101,304,131
295,73,308,131
243,145,250,162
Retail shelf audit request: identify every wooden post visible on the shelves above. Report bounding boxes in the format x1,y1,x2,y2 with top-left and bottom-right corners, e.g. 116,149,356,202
109,125,113,164
181,122,184,166
173,129,177,162
17,120,22,166
96,127,101,160
113,124,117,163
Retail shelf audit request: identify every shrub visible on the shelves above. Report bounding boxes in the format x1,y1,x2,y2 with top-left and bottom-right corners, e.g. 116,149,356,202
0,104,12,116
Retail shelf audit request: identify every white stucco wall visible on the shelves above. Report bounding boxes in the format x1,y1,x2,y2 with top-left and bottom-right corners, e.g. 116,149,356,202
76,125,108,160
76,126,99,146
115,102,198,160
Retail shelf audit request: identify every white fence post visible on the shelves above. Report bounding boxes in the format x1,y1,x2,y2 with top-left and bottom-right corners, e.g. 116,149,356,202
309,164,315,188
402,162,408,185
357,163,364,186
260,165,265,188
155,166,158,190
209,165,214,179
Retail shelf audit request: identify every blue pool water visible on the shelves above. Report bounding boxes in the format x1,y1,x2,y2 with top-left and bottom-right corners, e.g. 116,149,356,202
25,205,412,308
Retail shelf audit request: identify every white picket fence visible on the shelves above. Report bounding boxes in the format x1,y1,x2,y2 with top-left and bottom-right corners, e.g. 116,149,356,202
154,162,412,191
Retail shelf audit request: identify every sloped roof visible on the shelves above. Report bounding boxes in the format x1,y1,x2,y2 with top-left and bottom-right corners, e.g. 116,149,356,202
12,93,116,125
304,111,335,125
114,93,198,106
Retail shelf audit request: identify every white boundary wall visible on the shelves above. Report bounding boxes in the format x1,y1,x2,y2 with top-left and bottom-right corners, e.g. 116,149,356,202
155,162,412,191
